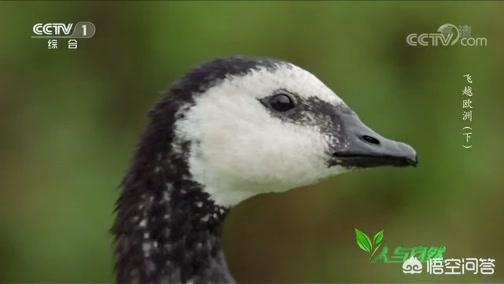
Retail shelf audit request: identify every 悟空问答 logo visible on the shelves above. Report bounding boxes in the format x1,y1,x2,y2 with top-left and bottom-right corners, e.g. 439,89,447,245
354,227,496,277
402,256,423,274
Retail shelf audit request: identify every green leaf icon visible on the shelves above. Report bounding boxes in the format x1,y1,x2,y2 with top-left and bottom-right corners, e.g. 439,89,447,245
371,230,384,257
373,230,384,247
354,228,372,253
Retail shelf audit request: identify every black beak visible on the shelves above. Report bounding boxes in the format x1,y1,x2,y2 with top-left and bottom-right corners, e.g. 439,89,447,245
330,111,417,168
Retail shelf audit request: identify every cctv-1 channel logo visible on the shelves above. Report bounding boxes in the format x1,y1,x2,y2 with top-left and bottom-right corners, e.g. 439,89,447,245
32,22,96,38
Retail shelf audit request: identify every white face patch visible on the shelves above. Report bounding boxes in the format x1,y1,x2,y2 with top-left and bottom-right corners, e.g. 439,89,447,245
174,63,349,207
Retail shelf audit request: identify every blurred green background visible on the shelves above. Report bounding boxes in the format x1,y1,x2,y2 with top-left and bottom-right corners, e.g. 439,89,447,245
0,1,503,283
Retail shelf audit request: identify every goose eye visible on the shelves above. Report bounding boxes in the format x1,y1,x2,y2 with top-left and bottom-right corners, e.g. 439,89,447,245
269,93,296,112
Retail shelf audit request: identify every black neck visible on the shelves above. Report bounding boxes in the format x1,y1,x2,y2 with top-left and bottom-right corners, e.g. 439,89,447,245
112,97,234,283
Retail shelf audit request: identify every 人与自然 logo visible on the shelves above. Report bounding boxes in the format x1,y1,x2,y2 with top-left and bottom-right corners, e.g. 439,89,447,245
406,23,487,47
354,227,496,277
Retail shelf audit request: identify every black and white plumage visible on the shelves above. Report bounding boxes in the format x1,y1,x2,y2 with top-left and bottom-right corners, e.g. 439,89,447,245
112,56,417,283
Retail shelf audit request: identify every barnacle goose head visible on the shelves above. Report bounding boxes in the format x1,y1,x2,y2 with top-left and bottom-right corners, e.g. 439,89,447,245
113,56,417,283
173,56,417,207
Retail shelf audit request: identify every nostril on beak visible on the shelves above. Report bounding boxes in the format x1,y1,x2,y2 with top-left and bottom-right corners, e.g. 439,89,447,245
360,135,380,145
